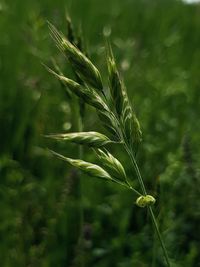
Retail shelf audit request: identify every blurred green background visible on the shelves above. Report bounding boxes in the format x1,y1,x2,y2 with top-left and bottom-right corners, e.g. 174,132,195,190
0,0,200,266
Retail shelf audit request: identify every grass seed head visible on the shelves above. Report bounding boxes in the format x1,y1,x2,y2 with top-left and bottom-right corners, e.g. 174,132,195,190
46,66,108,111
97,109,120,140
48,22,103,92
121,83,142,147
45,131,115,148
96,149,127,181
107,46,123,116
106,45,142,148
50,150,112,180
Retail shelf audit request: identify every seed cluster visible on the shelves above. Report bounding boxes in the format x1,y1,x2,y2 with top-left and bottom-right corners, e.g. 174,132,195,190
46,22,147,199
45,21,171,267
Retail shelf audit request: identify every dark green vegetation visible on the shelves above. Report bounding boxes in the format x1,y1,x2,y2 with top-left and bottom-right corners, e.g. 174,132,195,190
0,0,200,266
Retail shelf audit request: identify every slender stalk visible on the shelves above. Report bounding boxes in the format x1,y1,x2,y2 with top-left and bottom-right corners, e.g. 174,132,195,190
128,184,142,196
125,144,171,267
111,178,142,196
148,206,171,267
70,98,84,267
125,145,147,195
78,107,84,267
151,231,157,267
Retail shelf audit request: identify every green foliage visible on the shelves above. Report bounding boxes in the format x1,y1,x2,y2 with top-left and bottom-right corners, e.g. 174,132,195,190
1,0,200,266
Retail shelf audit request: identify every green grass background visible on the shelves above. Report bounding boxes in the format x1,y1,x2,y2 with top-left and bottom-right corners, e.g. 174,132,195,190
0,0,200,266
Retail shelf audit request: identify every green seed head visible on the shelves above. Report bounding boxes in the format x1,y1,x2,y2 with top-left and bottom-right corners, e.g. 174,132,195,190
96,149,127,181
48,22,103,92
50,150,112,180
45,66,107,111
106,44,142,148
45,131,114,148
107,53,123,116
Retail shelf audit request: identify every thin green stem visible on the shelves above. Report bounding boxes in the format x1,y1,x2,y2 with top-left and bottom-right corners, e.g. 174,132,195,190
71,97,84,267
151,231,157,267
125,145,147,195
78,110,84,267
148,207,171,267
124,144,171,267
111,178,142,196
129,184,142,196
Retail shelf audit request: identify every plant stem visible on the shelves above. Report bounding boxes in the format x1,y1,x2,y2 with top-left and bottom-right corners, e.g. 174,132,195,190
125,144,171,267
78,104,85,267
148,206,171,267
151,231,157,267
125,145,147,195
111,178,142,196
70,98,84,267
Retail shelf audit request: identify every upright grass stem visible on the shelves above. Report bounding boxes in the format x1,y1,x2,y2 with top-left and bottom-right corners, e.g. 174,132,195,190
78,108,84,267
148,206,171,267
125,144,171,267
70,98,84,267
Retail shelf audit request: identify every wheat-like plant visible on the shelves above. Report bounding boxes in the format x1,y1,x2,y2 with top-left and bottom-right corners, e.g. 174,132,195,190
45,22,171,267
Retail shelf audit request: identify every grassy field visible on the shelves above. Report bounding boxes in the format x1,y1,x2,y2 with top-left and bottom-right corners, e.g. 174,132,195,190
0,0,200,266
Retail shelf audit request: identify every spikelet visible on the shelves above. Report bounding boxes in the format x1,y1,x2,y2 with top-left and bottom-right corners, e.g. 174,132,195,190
45,131,115,147
97,109,120,140
48,22,103,92
45,65,119,140
45,66,107,111
121,83,142,147
107,44,123,116
96,149,126,181
51,58,71,98
65,16,86,116
136,195,156,208
107,44,142,148
50,150,112,180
